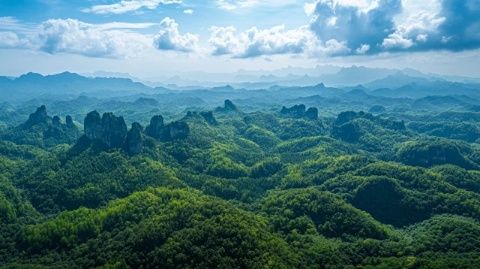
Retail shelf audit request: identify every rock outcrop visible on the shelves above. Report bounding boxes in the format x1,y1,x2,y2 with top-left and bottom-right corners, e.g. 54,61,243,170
125,122,143,155
81,112,190,153
200,111,218,125
145,115,165,139
216,99,238,113
305,107,319,120
281,104,306,118
66,115,75,128
335,111,406,131
52,116,61,126
24,105,50,127
9,106,81,147
84,111,127,149
280,104,318,120
164,121,190,141
84,111,103,140
145,114,190,141
101,113,128,148
224,99,237,111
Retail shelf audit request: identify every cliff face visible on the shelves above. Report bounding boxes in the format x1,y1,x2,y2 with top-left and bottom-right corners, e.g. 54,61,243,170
200,111,217,125
281,104,306,118
101,113,128,149
84,111,103,140
305,107,319,120
145,115,164,139
164,121,190,141
145,115,190,142
80,112,190,154
215,100,239,113
280,104,318,120
224,100,237,111
24,105,50,127
66,115,75,128
4,106,80,147
84,111,127,149
125,122,143,155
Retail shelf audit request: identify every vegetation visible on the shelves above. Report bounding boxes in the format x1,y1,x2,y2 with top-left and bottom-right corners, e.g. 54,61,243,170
1,94,480,268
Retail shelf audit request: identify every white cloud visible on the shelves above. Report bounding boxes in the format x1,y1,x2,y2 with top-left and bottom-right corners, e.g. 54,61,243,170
183,9,194,14
153,17,199,52
308,0,402,54
95,22,158,30
216,0,257,10
83,0,182,14
36,19,150,58
382,33,413,49
208,23,362,58
209,25,318,58
216,0,298,11
356,44,370,54
0,31,26,49
307,0,480,54
316,39,351,56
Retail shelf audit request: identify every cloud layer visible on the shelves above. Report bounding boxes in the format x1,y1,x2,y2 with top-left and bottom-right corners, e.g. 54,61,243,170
36,19,150,58
306,0,480,54
209,25,317,58
153,17,199,52
83,0,181,15
1,0,479,59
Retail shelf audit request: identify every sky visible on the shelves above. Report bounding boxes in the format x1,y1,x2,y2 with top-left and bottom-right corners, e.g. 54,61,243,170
0,0,479,79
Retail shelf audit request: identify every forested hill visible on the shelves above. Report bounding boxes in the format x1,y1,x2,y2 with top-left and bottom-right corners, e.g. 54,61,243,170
1,98,480,268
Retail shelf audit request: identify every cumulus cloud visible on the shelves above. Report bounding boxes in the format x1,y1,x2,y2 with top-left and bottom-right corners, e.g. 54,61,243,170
316,39,351,56
308,0,402,54
153,17,199,52
0,17,200,58
356,44,370,54
306,0,480,54
209,25,320,58
216,0,258,10
35,19,151,58
84,0,181,14
216,0,298,11
183,9,194,14
403,0,480,51
0,31,27,49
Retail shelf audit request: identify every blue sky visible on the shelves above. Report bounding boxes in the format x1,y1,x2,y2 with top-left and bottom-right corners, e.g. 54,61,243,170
0,0,479,79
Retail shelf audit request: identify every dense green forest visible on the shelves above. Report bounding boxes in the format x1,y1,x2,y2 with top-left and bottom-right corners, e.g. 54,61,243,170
1,85,480,268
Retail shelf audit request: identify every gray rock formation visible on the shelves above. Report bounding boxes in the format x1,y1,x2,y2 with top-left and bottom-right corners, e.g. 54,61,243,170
66,115,75,128
100,112,127,148
145,115,164,139
84,111,102,140
24,105,50,127
125,122,143,155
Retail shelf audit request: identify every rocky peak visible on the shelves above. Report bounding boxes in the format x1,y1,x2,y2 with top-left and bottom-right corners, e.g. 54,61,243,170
224,99,237,111
145,115,164,139
84,111,102,140
125,122,143,155
164,121,190,141
65,115,75,128
100,112,128,149
52,116,61,126
280,104,319,120
335,111,360,125
84,111,128,149
145,114,190,142
281,104,306,118
200,111,217,125
24,105,50,127
305,107,319,120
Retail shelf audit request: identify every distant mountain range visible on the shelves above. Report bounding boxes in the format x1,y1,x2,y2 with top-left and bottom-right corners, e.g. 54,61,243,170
1,66,479,102
0,72,153,101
